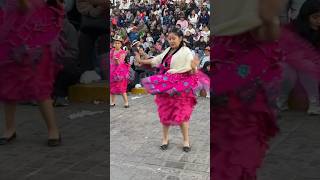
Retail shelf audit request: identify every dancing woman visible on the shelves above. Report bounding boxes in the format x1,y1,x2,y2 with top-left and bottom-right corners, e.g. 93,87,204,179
0,0,64,146
110,35,130,108
211,0,285,179
136,28,199,152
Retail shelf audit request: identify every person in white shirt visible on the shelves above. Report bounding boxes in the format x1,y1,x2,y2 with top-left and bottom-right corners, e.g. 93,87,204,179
188,9,199,27
184,24,196,35
200,25,210,43
199,46,210,68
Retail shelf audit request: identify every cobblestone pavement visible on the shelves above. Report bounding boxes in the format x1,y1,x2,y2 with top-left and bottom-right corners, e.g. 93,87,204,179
0,103,108,180
258,111,320,180
110,94,210,180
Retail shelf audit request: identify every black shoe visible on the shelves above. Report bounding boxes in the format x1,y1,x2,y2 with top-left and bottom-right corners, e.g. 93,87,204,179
124,104,129,108
160,141,169,150
183,146,191,152
48,134,61,147
110,104,116,107
0,132,17,145
53,97,69,107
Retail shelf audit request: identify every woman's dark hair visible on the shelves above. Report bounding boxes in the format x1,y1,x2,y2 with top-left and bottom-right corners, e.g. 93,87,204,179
293,0,320,47
202,61,210,76
160,27,184,66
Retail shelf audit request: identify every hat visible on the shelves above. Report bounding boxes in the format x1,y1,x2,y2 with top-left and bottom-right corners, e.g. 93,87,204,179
131,40,139,47
113,35,124,42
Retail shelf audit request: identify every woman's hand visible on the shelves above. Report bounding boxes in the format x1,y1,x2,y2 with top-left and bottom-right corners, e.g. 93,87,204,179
191,54,200,74
254,0,285,41
134,52,142,64
259,0,285,24
19,0,30,12
114,58,120,65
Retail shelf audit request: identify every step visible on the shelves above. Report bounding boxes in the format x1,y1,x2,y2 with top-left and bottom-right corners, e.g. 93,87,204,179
131,87,148,95
68,81,108,103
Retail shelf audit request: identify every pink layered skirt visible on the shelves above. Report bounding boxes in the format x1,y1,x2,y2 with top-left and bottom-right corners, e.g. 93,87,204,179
155,91,196,126
142,72,198,126
211,34,281,180
110,63,130,94
0,4,63,103
110,80,128,94
211,93,278,180
0,47,62,102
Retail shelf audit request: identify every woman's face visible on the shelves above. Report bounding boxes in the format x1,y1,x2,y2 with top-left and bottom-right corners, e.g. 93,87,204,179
138,47,144,54
167,32,182,49
309,12,320,30
204,49,210,55
113,41,122,50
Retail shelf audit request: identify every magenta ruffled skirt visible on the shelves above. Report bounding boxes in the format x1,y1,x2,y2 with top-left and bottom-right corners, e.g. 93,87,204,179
110,63,129,94
110,80,128,94
0,47,62,102
142,72,198,126
211,34,281,180
211,93,279,180
155,91,196,126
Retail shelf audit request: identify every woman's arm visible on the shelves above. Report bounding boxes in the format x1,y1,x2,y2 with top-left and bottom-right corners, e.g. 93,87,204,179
253,0,286,41
135,53,153,65
19,0,30,11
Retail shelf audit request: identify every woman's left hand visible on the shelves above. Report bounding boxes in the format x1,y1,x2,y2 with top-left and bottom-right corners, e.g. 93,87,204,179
191,54,200,70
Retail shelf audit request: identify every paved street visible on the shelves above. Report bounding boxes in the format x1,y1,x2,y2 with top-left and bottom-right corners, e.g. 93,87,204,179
1,95,320,180
258,111,320,180
0,103,108,180
110,94,210,180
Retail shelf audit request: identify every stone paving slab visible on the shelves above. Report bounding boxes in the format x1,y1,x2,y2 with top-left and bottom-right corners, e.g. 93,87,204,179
258,111,320,180
0,103,108,180
110,94,210,180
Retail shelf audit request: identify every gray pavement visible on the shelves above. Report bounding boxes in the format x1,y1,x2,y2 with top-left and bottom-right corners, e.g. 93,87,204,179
258,111,320,180
1,96,320,180
110,94,210,180
0,103,108,180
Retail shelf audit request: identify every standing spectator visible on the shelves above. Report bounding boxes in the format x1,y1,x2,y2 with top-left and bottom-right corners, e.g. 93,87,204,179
77,0,107,81
53,9,82,107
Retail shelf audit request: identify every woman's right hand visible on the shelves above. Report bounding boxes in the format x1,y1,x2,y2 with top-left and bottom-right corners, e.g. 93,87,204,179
114,58,120,65
254,0,285,41
134,52,142,64
259,0,285,24
19,0,30,12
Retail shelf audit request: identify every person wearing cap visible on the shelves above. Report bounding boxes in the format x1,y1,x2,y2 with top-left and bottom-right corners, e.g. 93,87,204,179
110,35,130,108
